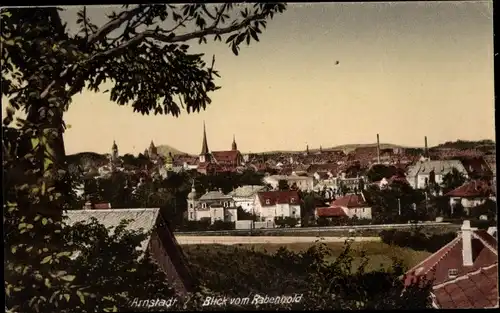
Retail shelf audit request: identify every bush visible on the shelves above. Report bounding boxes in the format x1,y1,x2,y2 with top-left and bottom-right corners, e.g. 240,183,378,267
209,220,235,231
380,228,457,253
274,216,299,228
183,242,433,310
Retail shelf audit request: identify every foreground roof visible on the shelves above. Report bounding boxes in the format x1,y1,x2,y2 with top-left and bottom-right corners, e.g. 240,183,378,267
65,208,160,252
405,228,498,309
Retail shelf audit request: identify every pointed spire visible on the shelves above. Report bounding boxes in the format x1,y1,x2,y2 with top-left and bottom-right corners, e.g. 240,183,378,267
201,121,209,155
231,134,237,151
150,140,155,148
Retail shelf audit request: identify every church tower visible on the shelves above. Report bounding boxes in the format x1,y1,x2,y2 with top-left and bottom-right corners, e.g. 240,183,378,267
231,134,238,151
110,140,119,172
199,122,210,163
187,180,198,221
148,140,158,158
111,140,119,161
165,152,174,170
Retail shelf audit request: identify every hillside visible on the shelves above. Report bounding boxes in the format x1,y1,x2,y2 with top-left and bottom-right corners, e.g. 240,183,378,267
252,143,408,155
155,144,189,156
66,152,109,170
431,139,495,150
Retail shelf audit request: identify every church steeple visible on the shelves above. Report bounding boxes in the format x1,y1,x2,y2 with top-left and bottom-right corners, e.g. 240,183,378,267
201,121,209,155
231,134,237,151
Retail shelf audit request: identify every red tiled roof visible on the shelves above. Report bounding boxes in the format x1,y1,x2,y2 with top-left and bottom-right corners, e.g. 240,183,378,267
93,203,111,209
432,265,498,309
211,150,240,163
445,180,493,198
257,191,300,207
405,229,498,309
316,206,347,217
330,193,368,208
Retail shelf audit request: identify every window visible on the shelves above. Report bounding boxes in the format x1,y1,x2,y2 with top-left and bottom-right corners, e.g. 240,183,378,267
201,203,206,209
448,269,458,278
189,203,193,209
292,210,296,215
290,197,295,203
189,212,194,219
265,199,270,205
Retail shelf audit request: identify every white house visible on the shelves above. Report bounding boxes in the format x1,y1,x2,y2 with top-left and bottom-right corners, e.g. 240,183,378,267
228,185,268,213
253,190,301,223
444,180,494,214
316,192,372,220
406,160,468,189
186,185,237,224
263,175,314,191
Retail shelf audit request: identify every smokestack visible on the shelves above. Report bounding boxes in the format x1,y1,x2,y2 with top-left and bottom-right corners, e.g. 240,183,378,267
425,136,428,158
376,134,381,164
461,220,474,267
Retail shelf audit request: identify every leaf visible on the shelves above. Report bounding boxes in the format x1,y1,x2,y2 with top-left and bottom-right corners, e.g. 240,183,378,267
225,33,238,44
42,218,48,225
18,223,26,229
11,246,17,254
44,278,51,288
76,290,85,304
60,275,76,282
41,255,52,264
231,44,239,56
64,294,70,302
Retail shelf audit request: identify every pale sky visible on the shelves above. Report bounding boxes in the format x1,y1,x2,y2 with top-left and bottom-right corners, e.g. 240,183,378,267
7,2,496,155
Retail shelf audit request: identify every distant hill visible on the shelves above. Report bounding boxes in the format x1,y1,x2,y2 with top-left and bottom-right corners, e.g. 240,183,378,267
155,144,189,156
251,143,408,155
66,152,109,170
431,139,496,150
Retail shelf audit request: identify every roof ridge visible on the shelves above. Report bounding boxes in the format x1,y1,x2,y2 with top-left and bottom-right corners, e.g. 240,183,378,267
408,234,460,274
472,231,498,255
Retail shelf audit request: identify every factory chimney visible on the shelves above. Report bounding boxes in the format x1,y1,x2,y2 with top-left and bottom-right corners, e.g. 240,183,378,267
377,134,381,164
425,136,429,159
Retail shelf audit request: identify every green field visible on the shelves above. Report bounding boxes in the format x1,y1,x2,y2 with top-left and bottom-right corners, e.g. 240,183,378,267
183,241,431,273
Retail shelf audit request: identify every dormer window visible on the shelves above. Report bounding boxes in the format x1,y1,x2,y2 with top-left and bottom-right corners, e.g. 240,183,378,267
265,199,270,205
448,269,458,279
290,197,295,203
201,203,206,209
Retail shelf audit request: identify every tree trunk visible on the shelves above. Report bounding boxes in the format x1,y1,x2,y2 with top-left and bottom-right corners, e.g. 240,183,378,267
26,98,68,221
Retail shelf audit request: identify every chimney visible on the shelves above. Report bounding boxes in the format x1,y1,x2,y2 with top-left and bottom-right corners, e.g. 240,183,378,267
461,220,474,267
424,136,428,158
376,134,381,164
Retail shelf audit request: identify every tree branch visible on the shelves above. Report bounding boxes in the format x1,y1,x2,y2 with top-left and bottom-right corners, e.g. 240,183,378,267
86,5,145,45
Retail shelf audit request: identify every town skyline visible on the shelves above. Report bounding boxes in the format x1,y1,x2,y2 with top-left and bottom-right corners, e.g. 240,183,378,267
7,2,494,155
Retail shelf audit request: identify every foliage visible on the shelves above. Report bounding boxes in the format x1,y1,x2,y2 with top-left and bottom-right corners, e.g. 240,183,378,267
441,167,466,194
366,164,399,183
236,206,258,221
470,199,497,219
184,242,433,310
5,215,178,313
380,228,457,253
278,179,290,191
193,170,265,194
433,139,495,151
2,4,286,313
274,216,299,228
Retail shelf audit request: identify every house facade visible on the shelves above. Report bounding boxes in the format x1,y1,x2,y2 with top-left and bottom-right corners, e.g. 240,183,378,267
406,160,468,189
253,190,301,224
445,180,494,213
186,185,237,224
263,175,314,191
